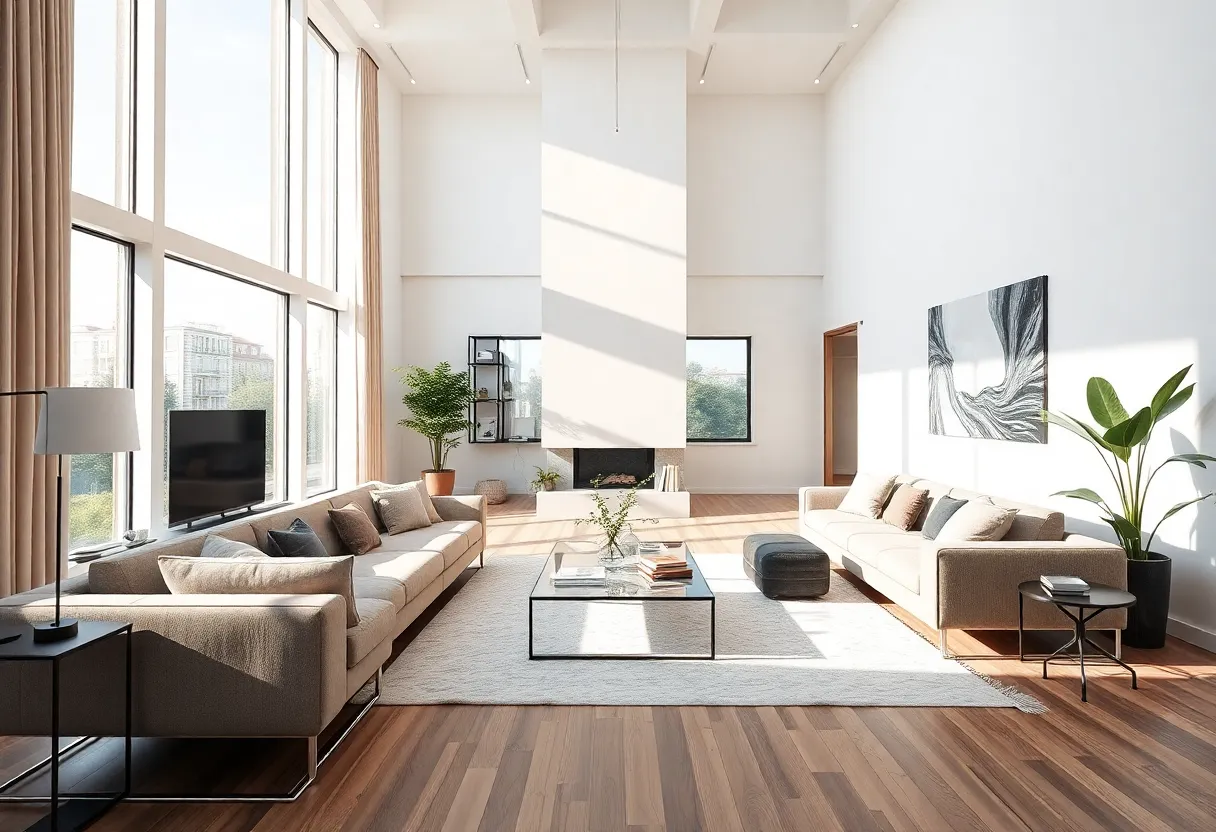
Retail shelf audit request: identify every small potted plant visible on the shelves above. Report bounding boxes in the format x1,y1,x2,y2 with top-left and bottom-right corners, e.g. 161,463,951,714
531,467,561,492
1044,365,1214,648
396,362,474,496
576,474,658,562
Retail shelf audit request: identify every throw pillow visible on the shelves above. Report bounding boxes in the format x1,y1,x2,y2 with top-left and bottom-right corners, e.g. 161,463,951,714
158,555,359,627
921,495,968,540
372,481,442,525
372,486,432,535
881,484,929,531
837,474,897,519
265,518,330,558
935,501,1018,542
328,503,381,555
201,535,265,559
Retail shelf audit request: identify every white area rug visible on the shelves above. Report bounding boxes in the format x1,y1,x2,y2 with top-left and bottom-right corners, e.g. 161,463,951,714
375,554,1038,710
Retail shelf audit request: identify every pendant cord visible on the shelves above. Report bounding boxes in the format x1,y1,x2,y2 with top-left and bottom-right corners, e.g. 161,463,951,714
614,0,620,133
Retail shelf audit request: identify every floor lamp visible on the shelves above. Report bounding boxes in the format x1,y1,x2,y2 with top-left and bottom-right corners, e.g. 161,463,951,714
0,388,140,644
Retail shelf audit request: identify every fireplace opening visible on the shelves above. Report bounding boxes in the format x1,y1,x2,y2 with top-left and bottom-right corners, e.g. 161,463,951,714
573,448,656,490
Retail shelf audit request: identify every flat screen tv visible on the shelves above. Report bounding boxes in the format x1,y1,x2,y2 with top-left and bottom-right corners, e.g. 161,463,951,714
168,409,267,527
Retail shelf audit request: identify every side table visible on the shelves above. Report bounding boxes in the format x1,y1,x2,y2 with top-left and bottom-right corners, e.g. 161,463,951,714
1018,580,1137,702
0,620,132,831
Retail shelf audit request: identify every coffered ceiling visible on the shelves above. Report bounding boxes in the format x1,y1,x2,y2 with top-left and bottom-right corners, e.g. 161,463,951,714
336,0,898,95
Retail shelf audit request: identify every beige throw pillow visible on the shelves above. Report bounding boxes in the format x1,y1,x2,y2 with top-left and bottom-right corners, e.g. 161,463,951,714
158,555,359,626
935,501,1017,542
329,503,382,555
373,481,441,524
372,486,433,535
200,535,266,559
837,474,897,519
881,484,929,531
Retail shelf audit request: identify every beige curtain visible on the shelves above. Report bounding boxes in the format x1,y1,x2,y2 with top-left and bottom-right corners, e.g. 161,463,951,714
1,0,72,597
356,49,386,482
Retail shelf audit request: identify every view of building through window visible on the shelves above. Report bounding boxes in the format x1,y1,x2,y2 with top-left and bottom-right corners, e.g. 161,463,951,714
687,338,752,442
163,259,286,515
68,229,132,546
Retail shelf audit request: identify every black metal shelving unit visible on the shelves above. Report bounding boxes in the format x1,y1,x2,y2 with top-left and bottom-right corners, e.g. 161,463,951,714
468,336,542,444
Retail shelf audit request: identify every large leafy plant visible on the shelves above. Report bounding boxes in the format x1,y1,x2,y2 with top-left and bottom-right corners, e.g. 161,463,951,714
396,362,474,472
1043,365,1214,560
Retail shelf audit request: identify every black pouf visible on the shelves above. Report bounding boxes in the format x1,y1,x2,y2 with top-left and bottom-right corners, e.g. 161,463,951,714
743,534,831,599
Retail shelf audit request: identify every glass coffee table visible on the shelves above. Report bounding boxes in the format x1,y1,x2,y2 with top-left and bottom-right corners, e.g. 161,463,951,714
529,540,716,660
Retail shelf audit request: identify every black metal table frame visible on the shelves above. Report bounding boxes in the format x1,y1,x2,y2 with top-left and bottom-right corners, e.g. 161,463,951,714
1019,592,1137,703
0,623,132,832
529,594,717,660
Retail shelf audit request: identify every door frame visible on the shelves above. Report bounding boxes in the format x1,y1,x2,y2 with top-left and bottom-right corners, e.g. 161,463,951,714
823,323,859,486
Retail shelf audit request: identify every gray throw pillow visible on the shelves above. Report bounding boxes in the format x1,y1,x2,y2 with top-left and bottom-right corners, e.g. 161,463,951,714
921,496,967,540
266,518,329,558
201,535,265,559
372,486,432,535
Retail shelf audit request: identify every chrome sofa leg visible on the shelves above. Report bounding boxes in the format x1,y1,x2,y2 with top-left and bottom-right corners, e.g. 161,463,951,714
306,736,318,781
1115,628,1122,660
939,629,949,658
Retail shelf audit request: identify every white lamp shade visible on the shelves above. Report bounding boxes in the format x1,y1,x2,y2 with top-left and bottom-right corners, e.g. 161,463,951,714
34,387,141,455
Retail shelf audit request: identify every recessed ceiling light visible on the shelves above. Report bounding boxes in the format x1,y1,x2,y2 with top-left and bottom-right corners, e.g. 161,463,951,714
698,43,715,87
515,43,531,86
814,78,820,84
373,22,381,29
852,22,859,28
699,78,705,85
410,78,416,84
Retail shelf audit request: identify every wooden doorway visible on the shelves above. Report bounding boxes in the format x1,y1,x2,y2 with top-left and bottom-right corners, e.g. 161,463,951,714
824,323,859,486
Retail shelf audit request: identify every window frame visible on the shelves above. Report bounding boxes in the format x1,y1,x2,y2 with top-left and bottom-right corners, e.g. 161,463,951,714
68,225,136,546
686,336,753,444
304,301,339,497
304,21,339,290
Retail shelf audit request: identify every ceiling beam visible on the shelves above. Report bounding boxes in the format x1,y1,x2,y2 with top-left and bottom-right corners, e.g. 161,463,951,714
505,0,543,45
689,0,727,54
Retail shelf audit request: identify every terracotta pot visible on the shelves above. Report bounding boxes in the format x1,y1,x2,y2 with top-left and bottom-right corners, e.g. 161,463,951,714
423,469,456,497
543,481,556,492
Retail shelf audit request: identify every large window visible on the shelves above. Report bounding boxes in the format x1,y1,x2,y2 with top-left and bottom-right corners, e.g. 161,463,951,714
163,260,287,514
306,25,338,289
687,338,752,442
68,229,132,546
306,304,337,495
164,0,287,266
72,0,134,207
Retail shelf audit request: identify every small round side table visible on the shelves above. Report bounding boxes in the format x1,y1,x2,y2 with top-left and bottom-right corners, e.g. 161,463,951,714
1018,580,1138,702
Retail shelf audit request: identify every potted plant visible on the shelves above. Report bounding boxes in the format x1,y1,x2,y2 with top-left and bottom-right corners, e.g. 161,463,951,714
396,362,474,496
1043,366,1214,648
576,474,658,562
531,466,561,492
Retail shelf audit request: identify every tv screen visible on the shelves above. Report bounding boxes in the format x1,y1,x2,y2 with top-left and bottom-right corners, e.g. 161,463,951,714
168,410,267,527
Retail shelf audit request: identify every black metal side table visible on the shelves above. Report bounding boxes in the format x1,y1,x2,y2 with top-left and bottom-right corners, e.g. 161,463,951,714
1018,580,1137,702
0,620,132,831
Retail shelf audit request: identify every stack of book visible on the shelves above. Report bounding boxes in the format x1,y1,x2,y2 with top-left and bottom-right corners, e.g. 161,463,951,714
654,464,682,492
551,565,606,587
1040,575,1090,596
639,552,692,583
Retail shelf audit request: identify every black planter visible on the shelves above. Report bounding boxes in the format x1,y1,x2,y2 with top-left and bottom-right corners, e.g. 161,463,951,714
1124,553,1172,649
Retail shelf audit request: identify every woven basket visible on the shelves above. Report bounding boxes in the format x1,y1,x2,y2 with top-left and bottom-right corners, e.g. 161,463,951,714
474,479,508,505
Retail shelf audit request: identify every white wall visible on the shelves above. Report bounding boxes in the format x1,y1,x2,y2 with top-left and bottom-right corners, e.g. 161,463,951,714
400,96,540,276
541,49,688,449
378,75,406,482
688,96,825,276
396,276,548,491
685,276,822,493
832,334,857,476
826,0,1216,646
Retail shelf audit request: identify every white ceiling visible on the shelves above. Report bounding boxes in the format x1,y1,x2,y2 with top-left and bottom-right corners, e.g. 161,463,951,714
338,0,898,95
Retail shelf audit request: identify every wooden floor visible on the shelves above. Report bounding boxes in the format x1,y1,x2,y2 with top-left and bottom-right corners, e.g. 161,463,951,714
4,494,1216,831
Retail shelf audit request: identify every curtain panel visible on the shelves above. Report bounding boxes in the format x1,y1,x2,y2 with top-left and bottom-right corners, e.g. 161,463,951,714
0,0,72,597
356,49,385,482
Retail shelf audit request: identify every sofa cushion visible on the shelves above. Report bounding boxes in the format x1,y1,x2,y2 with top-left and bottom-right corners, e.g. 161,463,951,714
201,535,265,559
353,575,408,611
844,535,922,594
947,487,1062,541
372,481,442,525
250,500,344,557
445,520,483,549
328,503,381,555
352,550,444,604
88,524,259,594
921,495,968,540
334,485,385,533
372,486,432,534
806,510,908,553
881,484,928,531
347,598,396,668
937,500,1017,542
378,521,474,568
904,479,952,530
266,519,330,558
158,555,360,627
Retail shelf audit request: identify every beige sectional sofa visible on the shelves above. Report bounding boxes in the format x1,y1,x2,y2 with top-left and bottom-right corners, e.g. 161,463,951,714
799,476,1127,655
0,482,485,747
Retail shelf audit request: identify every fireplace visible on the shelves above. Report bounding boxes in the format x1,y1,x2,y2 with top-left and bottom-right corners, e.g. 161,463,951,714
573,448,655,490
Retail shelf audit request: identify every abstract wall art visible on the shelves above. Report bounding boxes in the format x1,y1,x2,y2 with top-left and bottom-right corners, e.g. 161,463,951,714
928,275,1048,443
